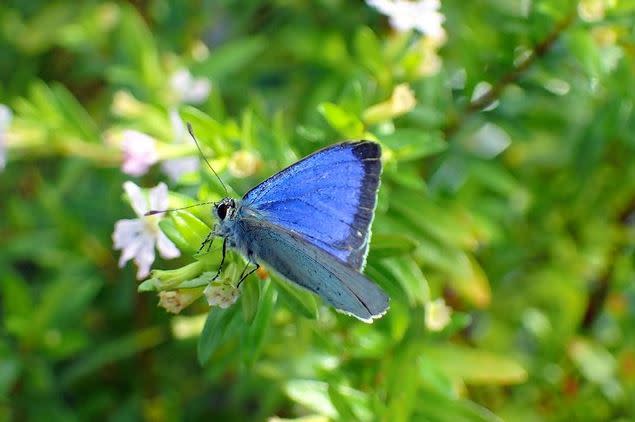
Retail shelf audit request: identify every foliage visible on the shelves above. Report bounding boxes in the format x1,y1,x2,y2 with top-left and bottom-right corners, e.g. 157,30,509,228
2,0,635,420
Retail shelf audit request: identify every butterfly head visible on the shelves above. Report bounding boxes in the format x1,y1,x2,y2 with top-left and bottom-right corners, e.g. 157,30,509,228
214,198,236,221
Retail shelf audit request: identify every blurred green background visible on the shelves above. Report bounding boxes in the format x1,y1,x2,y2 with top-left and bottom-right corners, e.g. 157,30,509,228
2,0,635,420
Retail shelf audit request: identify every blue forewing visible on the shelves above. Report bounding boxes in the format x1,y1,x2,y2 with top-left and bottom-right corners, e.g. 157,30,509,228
242,141,381,271
225,141,389,322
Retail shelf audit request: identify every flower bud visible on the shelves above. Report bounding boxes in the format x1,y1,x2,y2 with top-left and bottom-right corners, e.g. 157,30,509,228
363,84,416,124
158,288,204,314
228,150,262,178
168,211,211,254
111,91,144,117
139,261,204,292
425,298,452,332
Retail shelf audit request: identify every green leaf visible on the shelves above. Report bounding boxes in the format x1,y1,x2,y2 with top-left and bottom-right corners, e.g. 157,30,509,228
368,233,418,259
51,83,100,143
318,102,365,138
380,129,446,161
158,219,190,254
354,27,387,83
1,272,33,323
193,37,266,80
61,327,165,386
242,280,277,364
197,305,240,365
381,256,429,307
416,386,502,422
421,345,527,385
241,278,260,324
271,275,318,320
0,357,21,397
168,210,210,254
566,29,603,79
328,384,373,422
179,106,233,156
284,380,337,418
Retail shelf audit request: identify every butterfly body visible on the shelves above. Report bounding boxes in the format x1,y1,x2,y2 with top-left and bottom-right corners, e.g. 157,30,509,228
212,141,389,322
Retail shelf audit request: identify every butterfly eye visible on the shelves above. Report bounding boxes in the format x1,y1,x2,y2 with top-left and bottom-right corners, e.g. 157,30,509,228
216,203,228,220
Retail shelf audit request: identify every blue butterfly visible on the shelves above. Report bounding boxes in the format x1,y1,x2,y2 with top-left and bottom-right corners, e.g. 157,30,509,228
206,141,389,322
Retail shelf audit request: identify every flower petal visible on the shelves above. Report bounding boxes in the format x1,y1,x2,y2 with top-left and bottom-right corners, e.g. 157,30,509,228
148,182,168,213
117,232,144,269
121,130,159,177
134,234,156,279
0,104,12,130
157,230,181,259
161,157,199,182
112,218,144,249
123,181,148,216
169,108,186,142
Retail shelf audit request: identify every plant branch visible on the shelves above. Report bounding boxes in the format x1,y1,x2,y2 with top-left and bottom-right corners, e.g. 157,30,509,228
443,11,577,139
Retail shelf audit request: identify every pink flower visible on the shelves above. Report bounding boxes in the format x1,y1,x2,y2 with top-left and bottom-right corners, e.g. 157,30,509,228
113,182,180,279
121,130,159,176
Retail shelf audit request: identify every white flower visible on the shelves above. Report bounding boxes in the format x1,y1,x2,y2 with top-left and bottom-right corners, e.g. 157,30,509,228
367,0,446,40
120,130,159,176
161,109,200,181
204,282,240,309
425,298,452,331
0,104,12,170
113,181,180,279
170,68,212,104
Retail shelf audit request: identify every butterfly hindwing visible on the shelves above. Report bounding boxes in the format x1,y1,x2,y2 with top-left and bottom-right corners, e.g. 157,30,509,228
242,141,381,270
236,217,389,322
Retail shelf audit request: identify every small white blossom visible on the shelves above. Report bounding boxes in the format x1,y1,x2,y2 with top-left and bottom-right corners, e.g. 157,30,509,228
0,104,12,170
367,0,446,40
161,109,200,181
425,298,452,331
204,282,240,309
113,181,180,279
170,68,212,104
120,130,159,176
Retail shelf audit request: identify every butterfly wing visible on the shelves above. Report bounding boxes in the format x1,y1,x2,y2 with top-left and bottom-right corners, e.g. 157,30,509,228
242,141,381,271
237,216,389,322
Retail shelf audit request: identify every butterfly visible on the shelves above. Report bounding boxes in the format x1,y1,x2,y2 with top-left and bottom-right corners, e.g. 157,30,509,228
145,134,390,323
197,140,390,322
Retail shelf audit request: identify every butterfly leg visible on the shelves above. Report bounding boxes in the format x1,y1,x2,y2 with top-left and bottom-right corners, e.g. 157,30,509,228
196,224,219,256
196,231,214,255
210,237,228,281
237,258,260,288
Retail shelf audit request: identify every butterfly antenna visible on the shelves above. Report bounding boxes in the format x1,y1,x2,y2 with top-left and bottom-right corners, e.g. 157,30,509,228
186,122,228,195
144,201,217,216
